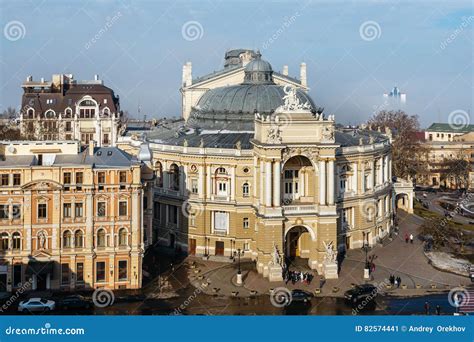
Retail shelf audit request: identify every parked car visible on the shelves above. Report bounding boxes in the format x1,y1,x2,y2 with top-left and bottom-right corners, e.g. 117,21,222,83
18,298,55,313
290,289,313,304
58,295,92,310
344,284,378,305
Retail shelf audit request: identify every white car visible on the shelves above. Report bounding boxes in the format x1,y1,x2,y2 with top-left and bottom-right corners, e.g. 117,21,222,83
18,298,55,312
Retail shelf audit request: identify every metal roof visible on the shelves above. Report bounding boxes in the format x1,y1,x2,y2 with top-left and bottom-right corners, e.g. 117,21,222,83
425,123,474,133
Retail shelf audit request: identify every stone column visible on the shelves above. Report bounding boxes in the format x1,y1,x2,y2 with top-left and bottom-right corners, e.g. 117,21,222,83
198,165,204,199
253,157,258,198
206,165,211,199
327,159,335,205
371,160,376,189
352,162,358,193
86,193,93,249
360,162,365,193
230,167,235,201
384,155,389,183
265,161,272,207
259,160,264,205
319,160,326,205
272,160,280,207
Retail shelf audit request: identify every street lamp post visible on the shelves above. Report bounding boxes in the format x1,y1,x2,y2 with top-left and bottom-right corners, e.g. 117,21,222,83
363,242,370,280
234,248,244,285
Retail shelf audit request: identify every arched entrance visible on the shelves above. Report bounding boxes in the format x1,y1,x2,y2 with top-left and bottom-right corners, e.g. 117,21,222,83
284,226,314,260
395,193,410,213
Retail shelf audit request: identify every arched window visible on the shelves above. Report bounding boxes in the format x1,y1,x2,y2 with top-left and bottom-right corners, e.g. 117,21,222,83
118,228,127,246
102,108,110,117
242,182,250,197
63,231,72,248
27,108,34,119
12,232,20,250
74,230,83,248
44,110,56,119
169,164,180,191
0,233,8,250
97,229,106,247
215,167,230,197
64,108,72,118
217,167,227,174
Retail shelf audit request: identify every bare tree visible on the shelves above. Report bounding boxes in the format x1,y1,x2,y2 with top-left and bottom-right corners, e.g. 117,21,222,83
367,110,429,181
439,154,470,189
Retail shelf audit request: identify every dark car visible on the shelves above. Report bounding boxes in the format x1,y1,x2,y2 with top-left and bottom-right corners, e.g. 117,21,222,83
290,289,313,304
344,284,378,305
59,295,92,310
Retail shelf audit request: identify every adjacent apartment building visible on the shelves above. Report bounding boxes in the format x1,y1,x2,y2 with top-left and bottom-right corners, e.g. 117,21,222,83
19,74,122,147
419,123,474,189
0,140,144,292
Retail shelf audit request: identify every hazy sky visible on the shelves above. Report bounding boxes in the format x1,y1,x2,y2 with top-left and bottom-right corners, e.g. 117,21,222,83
1,0,472,128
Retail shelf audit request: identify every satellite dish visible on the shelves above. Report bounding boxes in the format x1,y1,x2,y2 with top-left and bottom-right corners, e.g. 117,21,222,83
7,145,16,154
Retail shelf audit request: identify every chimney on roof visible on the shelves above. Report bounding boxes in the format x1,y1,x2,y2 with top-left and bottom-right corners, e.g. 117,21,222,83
40,77,45,83
300,63,307,88
94,74,99,81
26,75,33,82
89,140,96,156
282,65,288,76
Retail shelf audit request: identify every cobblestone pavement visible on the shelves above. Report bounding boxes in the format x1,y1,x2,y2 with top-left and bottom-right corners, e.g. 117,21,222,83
185,211,471,298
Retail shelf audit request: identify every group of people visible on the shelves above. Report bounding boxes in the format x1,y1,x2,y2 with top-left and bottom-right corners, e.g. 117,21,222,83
424,301,442,315
284,269,314,285
404,232,414,244
388,274,402,288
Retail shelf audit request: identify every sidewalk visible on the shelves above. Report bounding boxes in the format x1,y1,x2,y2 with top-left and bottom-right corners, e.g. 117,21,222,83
181,212,471,298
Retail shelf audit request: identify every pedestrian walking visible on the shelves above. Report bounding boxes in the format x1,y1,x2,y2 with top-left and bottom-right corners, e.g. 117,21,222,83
405,233,409,243
394,279,398,287
424,301,430,315
396,276,401,288
436,305,441,315
389,274,394,285
410,234,414,244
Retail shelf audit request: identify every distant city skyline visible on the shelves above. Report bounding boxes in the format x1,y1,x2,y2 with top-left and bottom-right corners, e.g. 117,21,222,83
1,0,473,128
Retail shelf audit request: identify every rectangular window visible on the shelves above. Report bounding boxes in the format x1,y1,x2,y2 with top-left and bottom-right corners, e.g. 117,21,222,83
0,205,8,219
119,201,127,216
1,174,8,186
97,202,106,217
214,211,229,233
191,179,198,194
243,217,249,229
168,205,178,224
119,171,127,183
13,174,21,186
76,172,83,184
75,203,83,217
118,260,127,281
63,172,71,184
61,263,69,285
103,134,109,145
13,265,22,287
98,172,105,184
76,262,84,282
96,262,106,282
38,203,47,219
154,202,160,220
63,203,72,218
243,243,250,251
